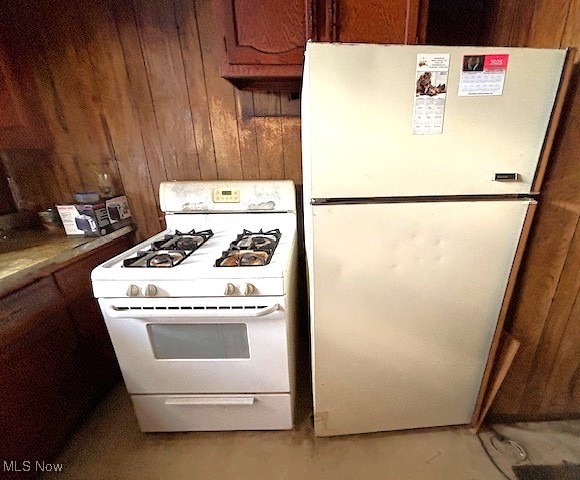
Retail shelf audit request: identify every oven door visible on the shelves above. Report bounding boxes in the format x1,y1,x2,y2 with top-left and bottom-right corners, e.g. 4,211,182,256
98,298,290,394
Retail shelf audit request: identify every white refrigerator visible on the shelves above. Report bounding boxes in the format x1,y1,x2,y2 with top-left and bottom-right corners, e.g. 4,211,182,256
301,42,570,436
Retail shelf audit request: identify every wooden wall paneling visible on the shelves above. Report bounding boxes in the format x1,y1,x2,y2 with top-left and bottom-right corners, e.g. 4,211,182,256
480,0,580,419
253,93,285,179
133,0,201,182
235,90,261,179
197,0,244,179
484,0,540,47
508,0,538,46
542,289,580,412
479,0,507,45
562,0,580,56
29,57,82,202
521,223,580,413
0,1,82,201
35,0,121,191
1,150,61,211
280,94,302,186
175,0,218,180
2,0,307,237
492,199,578,414
531,51,575,193
0,39,50,150
526,0,571,48
542,76,580,208
0,43,27,131
77,0,161,239
112,0,168,211
489,11,579,417
527,63,580,415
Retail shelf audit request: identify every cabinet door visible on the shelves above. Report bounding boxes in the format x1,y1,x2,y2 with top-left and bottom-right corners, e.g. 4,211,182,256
0,279,90,463
68,290,120,395
222,0,307,66
53,237,130,395
313,0,424,44
0,43,48,148
336,0,421,43
218,0,307,90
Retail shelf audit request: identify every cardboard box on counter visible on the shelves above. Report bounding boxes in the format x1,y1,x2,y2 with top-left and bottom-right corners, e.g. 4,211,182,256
56,195,132,236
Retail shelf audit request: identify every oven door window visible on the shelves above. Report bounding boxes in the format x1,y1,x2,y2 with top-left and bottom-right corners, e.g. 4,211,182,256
146,323,250,359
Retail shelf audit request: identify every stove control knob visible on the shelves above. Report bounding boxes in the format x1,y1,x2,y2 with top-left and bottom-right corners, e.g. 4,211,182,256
242,283,255,296
145,284,158,297
224,283,236,296
126,284,140,297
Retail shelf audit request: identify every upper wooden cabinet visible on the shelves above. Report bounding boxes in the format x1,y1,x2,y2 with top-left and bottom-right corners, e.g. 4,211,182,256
217,0,427,91
0,43,49,149
218,0,308,90
312,0,423,44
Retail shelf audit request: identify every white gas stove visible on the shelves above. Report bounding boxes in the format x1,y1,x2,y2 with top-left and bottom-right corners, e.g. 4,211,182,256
91,181,298,432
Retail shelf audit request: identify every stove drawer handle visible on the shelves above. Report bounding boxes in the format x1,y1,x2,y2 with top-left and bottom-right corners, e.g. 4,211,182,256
164,397,255,406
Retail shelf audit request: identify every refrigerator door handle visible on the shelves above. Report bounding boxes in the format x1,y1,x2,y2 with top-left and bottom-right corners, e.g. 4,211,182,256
494,173,520,182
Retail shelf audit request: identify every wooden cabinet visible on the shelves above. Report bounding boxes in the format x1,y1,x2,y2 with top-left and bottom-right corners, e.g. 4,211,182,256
0,278,89,471
218,0,308,90
0,236,131,470
54,241,129,397
312,0,424,44
0,43,48,149
217,0,427,91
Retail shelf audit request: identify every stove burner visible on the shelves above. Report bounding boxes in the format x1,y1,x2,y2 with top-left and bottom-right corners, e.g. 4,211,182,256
236,235,275,250
176,236,200,249
216,229,281,267
151,229,213,252
219,250,269,267
148,252,185,267
123,228,213,268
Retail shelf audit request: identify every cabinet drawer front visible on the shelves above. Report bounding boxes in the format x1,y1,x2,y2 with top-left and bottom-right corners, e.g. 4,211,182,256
54,238,131,295
131,394,292,432
0,277,61,346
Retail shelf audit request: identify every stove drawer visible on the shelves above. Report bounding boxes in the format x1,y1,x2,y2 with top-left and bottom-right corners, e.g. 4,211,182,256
131,393,292,432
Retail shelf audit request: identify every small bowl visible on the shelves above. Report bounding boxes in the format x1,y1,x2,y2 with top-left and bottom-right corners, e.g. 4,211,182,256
74,191,100,203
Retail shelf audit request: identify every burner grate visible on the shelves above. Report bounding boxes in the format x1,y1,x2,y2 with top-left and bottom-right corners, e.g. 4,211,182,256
215,229,281,267
123,229,213,268
150,229,213,252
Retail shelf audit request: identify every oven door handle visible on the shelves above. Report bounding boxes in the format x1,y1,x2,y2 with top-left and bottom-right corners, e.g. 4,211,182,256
254,303,280,317
164,397,255,406
105,303,281,318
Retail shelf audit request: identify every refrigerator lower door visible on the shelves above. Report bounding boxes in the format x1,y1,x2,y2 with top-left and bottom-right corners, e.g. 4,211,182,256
308,200,531,436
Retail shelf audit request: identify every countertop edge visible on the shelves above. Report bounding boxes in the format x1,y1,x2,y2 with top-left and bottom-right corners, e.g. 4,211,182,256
0,225,135,297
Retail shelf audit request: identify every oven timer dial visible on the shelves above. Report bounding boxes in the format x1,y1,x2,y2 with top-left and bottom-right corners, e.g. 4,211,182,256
224,283,236,296
242,283,255,296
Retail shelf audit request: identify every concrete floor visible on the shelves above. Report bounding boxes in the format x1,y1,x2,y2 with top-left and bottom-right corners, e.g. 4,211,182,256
44,384,580,480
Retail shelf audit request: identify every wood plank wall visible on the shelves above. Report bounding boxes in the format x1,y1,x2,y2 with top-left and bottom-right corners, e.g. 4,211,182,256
1,0,302,241
482,0,580,417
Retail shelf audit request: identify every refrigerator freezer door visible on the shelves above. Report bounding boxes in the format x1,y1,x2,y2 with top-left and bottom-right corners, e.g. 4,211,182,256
308,200,531,436
302,43,566,198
